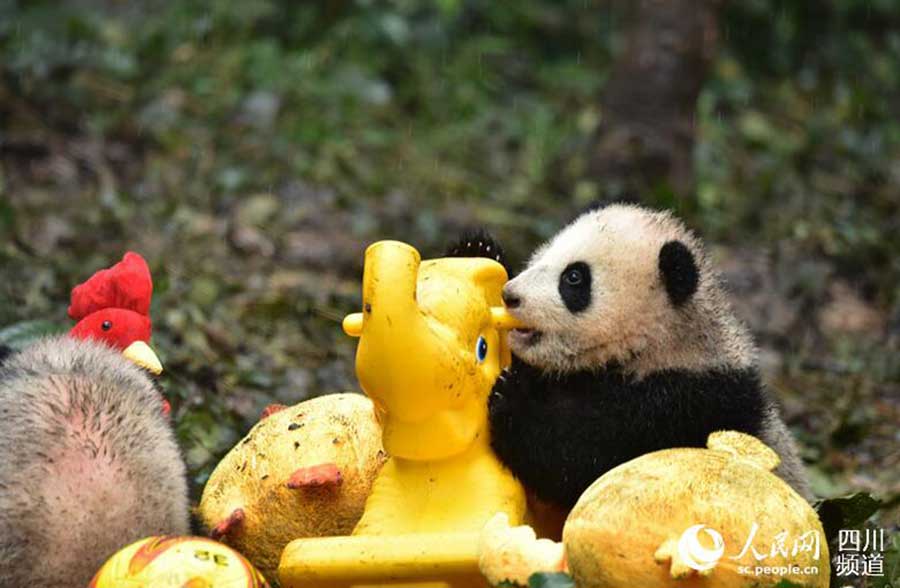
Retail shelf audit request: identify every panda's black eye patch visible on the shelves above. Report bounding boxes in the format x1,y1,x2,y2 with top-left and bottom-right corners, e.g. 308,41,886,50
559,262,592,313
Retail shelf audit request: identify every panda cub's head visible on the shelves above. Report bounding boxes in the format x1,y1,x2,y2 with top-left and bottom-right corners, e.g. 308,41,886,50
502,204,718,374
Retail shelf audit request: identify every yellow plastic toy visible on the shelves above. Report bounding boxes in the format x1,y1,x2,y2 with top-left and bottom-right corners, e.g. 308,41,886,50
279,240,525,588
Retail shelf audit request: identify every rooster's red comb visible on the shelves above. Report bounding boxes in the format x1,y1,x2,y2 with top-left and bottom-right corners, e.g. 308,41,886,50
68,252,152,320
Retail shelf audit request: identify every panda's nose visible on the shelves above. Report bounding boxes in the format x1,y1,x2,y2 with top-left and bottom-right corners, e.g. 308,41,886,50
502,285,522,309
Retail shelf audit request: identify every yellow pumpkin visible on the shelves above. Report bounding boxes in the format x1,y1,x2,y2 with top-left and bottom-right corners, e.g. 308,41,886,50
564,431,829,588
198,393,385,583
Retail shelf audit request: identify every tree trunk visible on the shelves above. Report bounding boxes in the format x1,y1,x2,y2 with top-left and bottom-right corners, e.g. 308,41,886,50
588,0,719,201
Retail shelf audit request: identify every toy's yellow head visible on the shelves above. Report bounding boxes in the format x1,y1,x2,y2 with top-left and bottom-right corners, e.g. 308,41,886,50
343,240,521,461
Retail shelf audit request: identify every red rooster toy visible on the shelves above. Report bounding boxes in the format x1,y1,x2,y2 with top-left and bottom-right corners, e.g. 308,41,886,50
69,252,160,373
68,252,169,413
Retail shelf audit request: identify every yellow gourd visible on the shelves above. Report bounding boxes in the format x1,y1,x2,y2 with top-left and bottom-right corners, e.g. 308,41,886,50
279,241,526,588
564,431,830,588
198,394,385,584
478,432,829,588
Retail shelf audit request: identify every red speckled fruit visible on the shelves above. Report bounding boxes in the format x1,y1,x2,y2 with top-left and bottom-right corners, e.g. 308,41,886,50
89,536,269,587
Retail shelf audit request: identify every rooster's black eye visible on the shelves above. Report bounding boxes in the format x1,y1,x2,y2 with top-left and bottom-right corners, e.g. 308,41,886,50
101,321,112,331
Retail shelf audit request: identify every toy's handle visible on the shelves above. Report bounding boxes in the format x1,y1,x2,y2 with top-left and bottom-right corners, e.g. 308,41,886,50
280,532,486,588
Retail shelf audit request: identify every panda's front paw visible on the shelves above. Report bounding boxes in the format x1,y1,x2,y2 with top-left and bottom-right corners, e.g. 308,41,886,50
489,364,537,435
490,367,521,405
488,379,510,416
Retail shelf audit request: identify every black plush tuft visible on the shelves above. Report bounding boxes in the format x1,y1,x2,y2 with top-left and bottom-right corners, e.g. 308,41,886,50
444,229,506,269
489,357,769,509
658,240,699,306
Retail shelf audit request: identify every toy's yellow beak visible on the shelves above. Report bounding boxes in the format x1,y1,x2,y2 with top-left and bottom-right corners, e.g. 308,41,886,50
491,307,525,331
122,340,163,375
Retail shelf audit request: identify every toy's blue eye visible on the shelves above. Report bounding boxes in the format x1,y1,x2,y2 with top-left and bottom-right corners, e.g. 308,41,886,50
476,336,488,363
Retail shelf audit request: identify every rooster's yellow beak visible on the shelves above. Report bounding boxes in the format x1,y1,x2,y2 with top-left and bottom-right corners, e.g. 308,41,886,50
122,340,163,375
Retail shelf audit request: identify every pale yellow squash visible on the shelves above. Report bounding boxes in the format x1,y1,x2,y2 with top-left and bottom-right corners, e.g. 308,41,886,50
564,431,829,588
199,393,385,584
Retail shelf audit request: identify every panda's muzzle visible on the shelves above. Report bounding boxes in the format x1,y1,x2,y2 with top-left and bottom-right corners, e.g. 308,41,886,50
502,283,543,346
510,327,543,347
501,286,521,309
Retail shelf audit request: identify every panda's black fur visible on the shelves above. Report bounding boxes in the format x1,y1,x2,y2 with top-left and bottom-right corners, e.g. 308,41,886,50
488,358,769,508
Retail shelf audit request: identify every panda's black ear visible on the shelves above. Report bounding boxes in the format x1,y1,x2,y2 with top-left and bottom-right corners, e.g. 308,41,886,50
658,240,698,306
444,229,506,270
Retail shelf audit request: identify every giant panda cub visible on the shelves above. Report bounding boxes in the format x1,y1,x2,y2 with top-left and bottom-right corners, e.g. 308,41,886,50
448,204,812,514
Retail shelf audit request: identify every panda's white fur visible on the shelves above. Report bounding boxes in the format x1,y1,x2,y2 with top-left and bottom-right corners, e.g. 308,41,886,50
504,204,757,375
479,204,812,508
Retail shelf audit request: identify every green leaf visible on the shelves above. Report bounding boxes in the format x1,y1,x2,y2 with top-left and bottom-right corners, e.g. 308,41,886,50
815,492,882,541
0,320,66,350
774,579,804,588
528,572,576,588
0,199,15,237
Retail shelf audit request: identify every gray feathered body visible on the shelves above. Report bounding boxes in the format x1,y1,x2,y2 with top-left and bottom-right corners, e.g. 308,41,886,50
0,336,189,587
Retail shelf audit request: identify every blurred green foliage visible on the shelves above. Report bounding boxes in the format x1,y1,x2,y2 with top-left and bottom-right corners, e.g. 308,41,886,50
700,0,900,305
1,0,897,509
2,1,898,275
2,0,614,245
